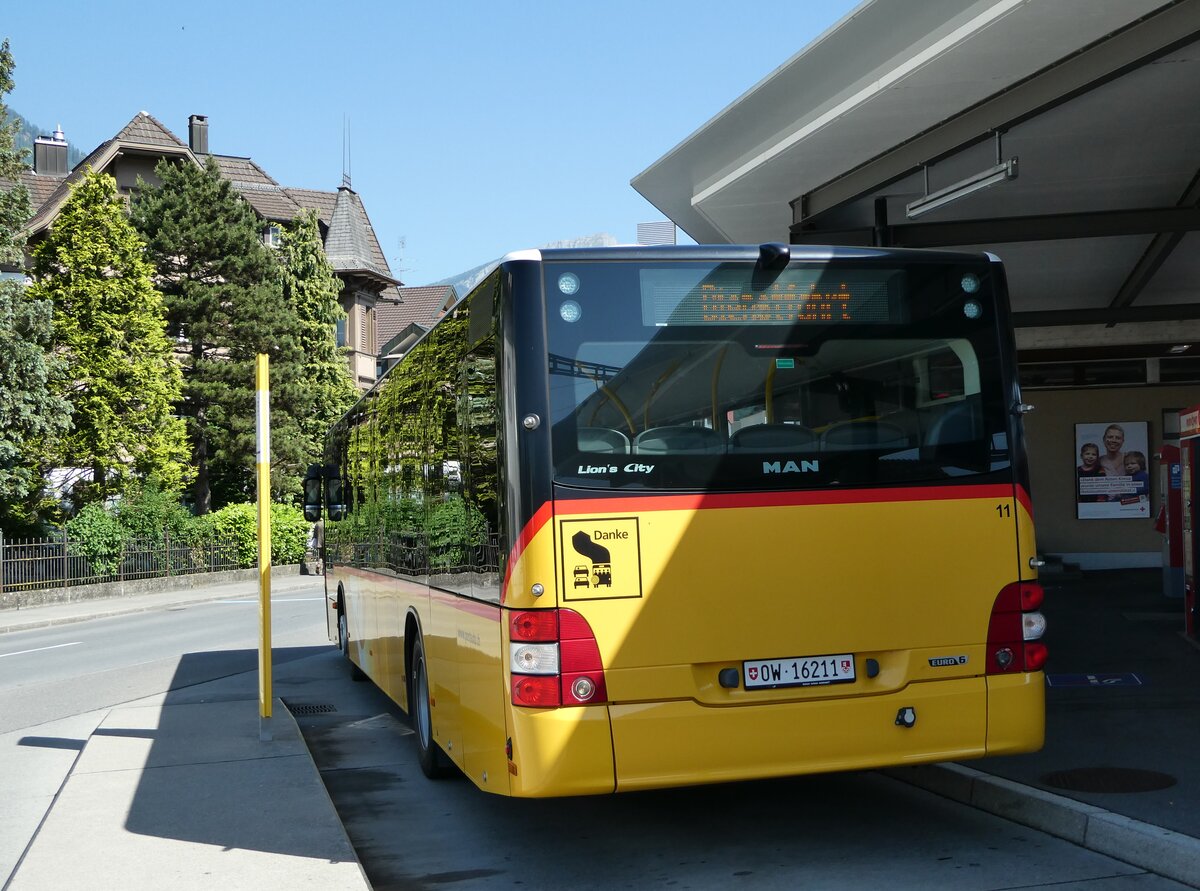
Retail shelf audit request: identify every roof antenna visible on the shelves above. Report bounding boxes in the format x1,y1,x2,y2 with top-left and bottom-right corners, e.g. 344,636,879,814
341,114,352,190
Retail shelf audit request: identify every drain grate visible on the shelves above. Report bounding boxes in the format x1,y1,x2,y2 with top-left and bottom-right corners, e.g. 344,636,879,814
1041,767,1176,793
282,701,337,716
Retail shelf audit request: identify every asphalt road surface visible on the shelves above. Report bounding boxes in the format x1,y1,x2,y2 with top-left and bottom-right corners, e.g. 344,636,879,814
2,588,1191,890
294,652,1194,891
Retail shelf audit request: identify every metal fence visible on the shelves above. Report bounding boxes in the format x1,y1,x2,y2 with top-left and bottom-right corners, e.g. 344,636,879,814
0,532,242,594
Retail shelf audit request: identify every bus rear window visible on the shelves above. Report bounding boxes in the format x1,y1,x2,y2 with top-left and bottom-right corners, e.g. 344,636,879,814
545,260,1011,491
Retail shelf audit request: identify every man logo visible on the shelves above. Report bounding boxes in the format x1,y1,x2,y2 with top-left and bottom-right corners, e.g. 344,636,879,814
763,460,820,474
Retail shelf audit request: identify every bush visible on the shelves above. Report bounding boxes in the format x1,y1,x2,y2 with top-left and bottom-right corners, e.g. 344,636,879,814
270,502,309,565
200,503,257,567
116,479,192,540
193,502,309,568
66,502,126,576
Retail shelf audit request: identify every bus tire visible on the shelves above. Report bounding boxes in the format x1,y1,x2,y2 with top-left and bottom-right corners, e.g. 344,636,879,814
410,634,454,779
338,609,366,682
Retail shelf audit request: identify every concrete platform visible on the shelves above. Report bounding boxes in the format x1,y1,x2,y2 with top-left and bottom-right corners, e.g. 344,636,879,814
7,696,368,891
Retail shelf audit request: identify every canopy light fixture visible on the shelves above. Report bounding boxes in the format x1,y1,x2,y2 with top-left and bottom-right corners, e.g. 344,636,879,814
906,130,1018,220
906,158,1018,219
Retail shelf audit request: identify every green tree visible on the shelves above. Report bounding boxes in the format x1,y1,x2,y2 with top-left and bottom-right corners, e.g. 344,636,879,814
279,209,358,457
0,39,71,533
131,157,309,511
27,169,191,503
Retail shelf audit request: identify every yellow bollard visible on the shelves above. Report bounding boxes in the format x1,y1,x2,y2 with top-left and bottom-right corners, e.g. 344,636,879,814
256,354,273,740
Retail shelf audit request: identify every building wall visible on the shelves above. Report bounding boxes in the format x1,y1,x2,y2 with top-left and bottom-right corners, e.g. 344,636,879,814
340,288,379,388
111,156,163,192
1024,385,1195,568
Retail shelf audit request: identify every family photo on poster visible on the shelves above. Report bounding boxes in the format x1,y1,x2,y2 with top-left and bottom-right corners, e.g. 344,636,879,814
1075,421,1151,519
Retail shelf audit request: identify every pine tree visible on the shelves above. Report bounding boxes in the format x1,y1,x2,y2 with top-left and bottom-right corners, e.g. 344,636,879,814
130,156,309,511
27,169,190,503
0,39,71,533
280,209,359,456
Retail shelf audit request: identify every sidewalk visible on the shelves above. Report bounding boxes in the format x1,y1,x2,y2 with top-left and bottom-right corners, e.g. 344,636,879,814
2,572,369,891
3,568,1199,888
8,696,369,891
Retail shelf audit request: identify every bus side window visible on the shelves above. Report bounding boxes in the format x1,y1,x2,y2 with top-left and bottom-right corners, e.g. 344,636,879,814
462,337,501,601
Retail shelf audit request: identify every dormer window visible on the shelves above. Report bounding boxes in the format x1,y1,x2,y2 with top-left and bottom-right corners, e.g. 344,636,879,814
264,224,282,247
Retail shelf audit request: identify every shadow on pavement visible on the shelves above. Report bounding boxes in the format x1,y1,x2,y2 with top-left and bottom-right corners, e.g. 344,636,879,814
110,645,344,858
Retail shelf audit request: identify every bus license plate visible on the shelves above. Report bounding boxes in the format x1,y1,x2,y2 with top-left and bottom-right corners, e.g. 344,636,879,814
743,654,856,689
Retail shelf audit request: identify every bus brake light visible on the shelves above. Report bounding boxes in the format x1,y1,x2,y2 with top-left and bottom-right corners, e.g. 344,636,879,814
509,608,608,708
511,675,560,707
987,581,1047,674
510,610,558,641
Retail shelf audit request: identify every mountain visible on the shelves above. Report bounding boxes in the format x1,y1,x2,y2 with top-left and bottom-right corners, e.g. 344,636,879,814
427,233,620,296
5,110,86,167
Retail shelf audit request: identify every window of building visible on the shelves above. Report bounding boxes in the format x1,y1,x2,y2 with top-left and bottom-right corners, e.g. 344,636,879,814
1020,356,1200,390
1158,357,1200,384
360,306,375,354
264,224,282,248
336,314,348,348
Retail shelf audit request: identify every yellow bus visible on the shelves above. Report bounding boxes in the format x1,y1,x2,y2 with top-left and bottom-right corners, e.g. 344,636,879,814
306,243,1046,797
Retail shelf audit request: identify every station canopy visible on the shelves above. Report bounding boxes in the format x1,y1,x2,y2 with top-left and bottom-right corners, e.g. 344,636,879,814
632,0,1200,358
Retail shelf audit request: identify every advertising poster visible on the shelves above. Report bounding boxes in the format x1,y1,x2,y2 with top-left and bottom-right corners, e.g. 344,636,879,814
1075,421,1151,520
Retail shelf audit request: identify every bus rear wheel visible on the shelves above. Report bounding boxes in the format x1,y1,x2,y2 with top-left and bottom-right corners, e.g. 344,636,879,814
409,635,454,779
338,609,365,681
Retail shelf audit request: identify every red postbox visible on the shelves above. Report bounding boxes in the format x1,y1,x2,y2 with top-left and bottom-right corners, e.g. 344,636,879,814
1158,443,1184,599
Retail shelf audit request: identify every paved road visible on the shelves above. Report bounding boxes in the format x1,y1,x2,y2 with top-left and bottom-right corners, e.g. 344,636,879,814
0,582,325,733
295,653,1194,890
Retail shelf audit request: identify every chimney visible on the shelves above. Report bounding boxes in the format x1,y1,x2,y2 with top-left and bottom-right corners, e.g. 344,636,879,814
33,125,68,176
189,114,209,155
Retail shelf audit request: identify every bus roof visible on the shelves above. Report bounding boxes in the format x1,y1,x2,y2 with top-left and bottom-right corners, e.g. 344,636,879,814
501,243,1000,266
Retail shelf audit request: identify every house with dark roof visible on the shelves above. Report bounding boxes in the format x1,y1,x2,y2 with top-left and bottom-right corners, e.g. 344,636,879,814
375,284,458,377
7,111,401,389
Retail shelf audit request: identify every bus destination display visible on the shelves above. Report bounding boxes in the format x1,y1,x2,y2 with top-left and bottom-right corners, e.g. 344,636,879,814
641,268,894,327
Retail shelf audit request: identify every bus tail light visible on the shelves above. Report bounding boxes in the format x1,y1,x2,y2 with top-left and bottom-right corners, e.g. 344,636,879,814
987,581,1047,674
509,609,608,708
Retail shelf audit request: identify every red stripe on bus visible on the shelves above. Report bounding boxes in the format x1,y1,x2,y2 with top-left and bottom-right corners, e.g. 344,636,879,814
554,484,1023,515
1014,484,1033,517
501,500,554,604
431,589,502,621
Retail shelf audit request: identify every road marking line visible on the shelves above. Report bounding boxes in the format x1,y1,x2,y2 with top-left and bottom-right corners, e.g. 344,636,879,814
0,641,83,659
214,597,325,604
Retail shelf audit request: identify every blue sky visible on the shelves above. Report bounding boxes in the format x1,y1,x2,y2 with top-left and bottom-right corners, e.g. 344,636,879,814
4,1,858,285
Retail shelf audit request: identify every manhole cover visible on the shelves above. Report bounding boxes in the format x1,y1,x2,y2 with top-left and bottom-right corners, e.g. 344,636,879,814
1041,767,1176,793
282,702,337,715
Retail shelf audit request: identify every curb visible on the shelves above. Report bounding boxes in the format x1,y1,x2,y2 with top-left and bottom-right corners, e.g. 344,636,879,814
278,698,373,890
885,763,1200,888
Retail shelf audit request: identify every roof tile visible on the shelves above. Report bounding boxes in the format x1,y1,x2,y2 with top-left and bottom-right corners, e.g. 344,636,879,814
377,285,457,345
9,111,401,293
324,186,398,285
